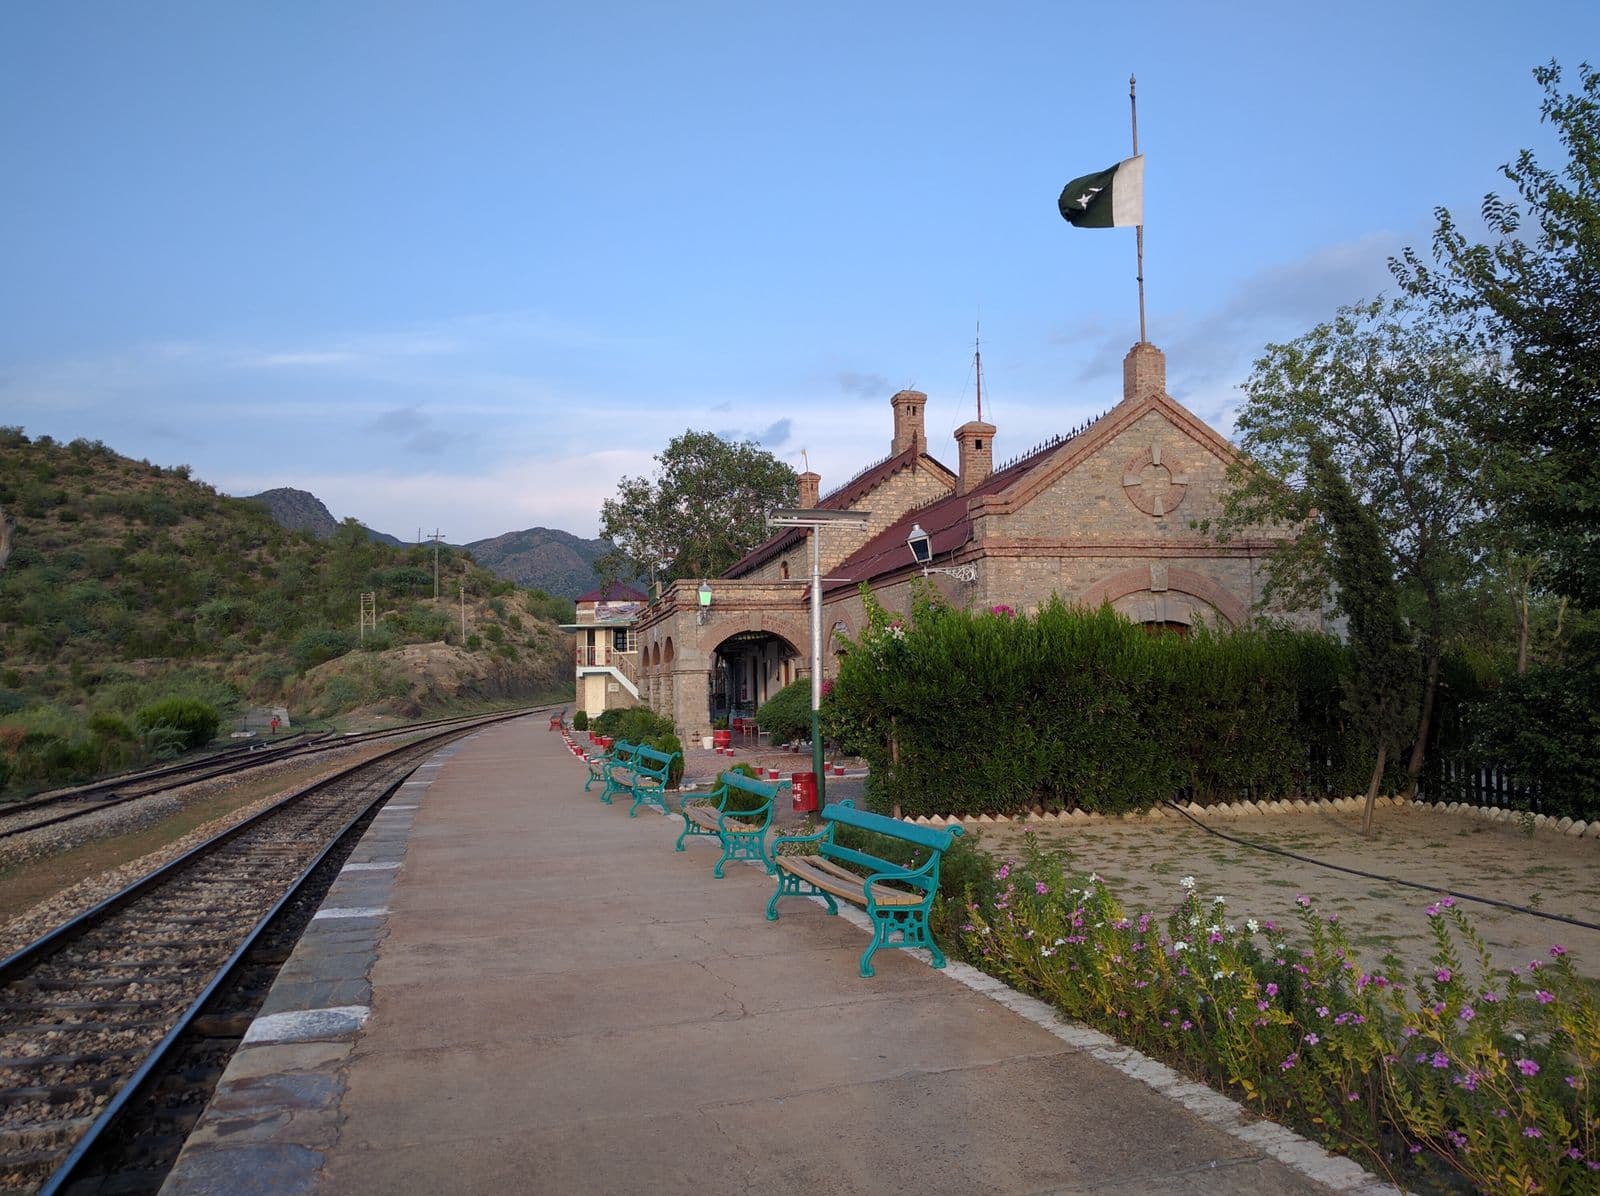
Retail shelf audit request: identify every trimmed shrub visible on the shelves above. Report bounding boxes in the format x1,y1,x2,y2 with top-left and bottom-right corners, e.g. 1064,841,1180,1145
591,706,685,786
825,590,1377,818
572,710,589,731
756,678,813,745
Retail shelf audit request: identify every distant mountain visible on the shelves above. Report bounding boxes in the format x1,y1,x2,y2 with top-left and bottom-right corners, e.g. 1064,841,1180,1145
242,488,609,596
244,488,404,546
464,527,611,598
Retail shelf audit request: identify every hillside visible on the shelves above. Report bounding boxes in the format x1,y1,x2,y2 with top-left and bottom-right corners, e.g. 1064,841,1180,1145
464,527,612,598
0,429,572,794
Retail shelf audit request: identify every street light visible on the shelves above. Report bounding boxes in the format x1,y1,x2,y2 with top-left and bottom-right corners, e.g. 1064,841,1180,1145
905,522,977,582
767,507,872,807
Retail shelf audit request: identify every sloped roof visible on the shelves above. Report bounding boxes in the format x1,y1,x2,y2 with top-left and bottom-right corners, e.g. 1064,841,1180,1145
820,430,1084,596
723,445,955,578
575,581,649,604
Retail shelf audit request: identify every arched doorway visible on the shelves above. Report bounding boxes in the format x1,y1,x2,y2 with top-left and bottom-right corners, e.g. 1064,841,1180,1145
709,629,801,724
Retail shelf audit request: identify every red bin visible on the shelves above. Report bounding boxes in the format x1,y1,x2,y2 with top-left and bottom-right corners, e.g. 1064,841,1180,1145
713,729,732,750
791,771,818,813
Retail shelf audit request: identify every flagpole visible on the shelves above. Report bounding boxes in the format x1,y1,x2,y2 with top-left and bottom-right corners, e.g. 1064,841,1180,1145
1130,74,1147,344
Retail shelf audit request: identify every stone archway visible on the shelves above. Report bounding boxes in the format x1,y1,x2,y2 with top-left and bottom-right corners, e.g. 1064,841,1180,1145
708,628,802,725
1079,564,1248,630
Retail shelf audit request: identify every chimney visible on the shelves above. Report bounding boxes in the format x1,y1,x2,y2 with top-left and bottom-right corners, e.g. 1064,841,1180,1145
954,419,997,496
797,470,820,508
1122,341,1167,402
890,389,928,455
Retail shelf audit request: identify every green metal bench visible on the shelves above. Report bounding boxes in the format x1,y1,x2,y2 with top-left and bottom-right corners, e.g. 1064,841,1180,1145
624,744,679,817
591,740,636,799
675,770,783,877
766,800,964,978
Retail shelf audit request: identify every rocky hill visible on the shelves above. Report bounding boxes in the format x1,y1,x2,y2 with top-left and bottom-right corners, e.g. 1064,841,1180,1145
243,488,608,596
243,487,403,546
464,527,612,598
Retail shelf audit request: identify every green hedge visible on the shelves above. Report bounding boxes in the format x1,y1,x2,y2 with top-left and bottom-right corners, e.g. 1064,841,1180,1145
755,677,812,744
591,706,685,787
825,592,1374,818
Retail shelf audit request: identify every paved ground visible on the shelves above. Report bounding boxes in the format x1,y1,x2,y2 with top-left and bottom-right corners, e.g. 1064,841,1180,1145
162,717,1394,1195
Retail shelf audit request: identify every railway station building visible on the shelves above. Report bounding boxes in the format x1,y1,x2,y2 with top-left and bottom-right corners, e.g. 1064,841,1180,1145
616,342,1311,738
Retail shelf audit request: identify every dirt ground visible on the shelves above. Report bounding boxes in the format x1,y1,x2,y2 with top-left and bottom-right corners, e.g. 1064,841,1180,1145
973,803,1600,987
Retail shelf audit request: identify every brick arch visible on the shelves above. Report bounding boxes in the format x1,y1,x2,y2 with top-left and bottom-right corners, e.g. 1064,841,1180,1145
663,636,675,664
707,624,806,661
1079,565,1248,629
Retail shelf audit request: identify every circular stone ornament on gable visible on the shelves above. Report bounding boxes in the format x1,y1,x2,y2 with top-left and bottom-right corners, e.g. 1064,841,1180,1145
1121,444,1188,517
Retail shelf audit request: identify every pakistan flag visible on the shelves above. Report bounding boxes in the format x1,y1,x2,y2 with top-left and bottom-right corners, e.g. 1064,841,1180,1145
1058,154,1144,228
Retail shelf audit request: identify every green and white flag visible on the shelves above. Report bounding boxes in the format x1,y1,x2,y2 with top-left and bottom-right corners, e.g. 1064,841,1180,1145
1058,154,1144,228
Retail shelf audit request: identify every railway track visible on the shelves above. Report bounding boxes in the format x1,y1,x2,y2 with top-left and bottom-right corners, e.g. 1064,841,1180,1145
0,710,527,843
0,710,531,1194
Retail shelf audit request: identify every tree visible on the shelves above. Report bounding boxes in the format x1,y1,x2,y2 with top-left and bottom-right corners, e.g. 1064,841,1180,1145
1215,297,1492,791
1306,442,1420,834
1392,61,1600,610
598,430,798,589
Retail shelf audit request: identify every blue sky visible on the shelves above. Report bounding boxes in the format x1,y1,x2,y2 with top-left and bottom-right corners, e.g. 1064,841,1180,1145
4,2,1594,542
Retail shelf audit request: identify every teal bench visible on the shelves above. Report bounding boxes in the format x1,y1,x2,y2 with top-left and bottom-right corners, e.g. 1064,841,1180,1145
623,744,680,817
589,740,635,797
676,770,783,877
766,801,964,978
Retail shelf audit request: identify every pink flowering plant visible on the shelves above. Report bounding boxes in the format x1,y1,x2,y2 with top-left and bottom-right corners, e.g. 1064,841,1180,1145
956,834,1598,1193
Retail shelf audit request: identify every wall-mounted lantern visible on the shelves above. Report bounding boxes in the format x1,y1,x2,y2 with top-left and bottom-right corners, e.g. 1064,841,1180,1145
906,523,932,566
697,582,713,607
905,521,976,582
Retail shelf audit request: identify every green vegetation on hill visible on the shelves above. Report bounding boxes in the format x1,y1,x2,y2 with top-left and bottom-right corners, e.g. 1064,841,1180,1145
0,427,573,795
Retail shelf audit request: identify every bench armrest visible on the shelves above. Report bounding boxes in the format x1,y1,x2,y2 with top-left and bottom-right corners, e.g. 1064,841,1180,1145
717,798,772,829
769,825,830,856
863,851,941,893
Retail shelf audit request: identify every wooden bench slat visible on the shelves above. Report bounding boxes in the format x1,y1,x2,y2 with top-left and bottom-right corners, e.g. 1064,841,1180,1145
775,855,923,906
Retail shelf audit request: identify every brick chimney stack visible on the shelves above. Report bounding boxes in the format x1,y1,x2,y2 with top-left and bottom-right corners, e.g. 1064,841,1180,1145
954,419,997,496
1123,341,1167,402
797,470,820,508
890,389,928,455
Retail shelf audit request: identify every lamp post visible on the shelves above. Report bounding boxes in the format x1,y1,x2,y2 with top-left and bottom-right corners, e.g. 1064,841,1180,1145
766,508,871,806
905,522,977,582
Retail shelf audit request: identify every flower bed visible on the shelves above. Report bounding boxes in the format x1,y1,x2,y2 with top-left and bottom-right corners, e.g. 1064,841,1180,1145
955,834,1598,1194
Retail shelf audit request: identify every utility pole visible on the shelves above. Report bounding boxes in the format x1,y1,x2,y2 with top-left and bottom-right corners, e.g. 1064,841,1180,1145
427,529,445,600
358,592,376,641
459,581,467,639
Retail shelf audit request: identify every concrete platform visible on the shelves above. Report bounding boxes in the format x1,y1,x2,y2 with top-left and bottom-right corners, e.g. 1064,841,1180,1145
162,716,1395,1195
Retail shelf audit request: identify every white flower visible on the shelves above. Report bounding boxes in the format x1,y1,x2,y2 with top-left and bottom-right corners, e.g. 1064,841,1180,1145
1179,875,1196,890
1174,940,1189,952
1213,970,1226,980
1246,918,1260,934
1207,924,1221,934
1212,895,1227,906
1088,872,1100,884
1225,923,1236,933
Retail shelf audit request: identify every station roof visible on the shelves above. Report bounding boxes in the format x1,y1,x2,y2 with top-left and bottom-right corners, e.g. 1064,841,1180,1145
575,581,649,604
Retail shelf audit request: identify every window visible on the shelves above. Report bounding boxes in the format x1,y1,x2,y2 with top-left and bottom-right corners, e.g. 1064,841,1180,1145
613,628,630,652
